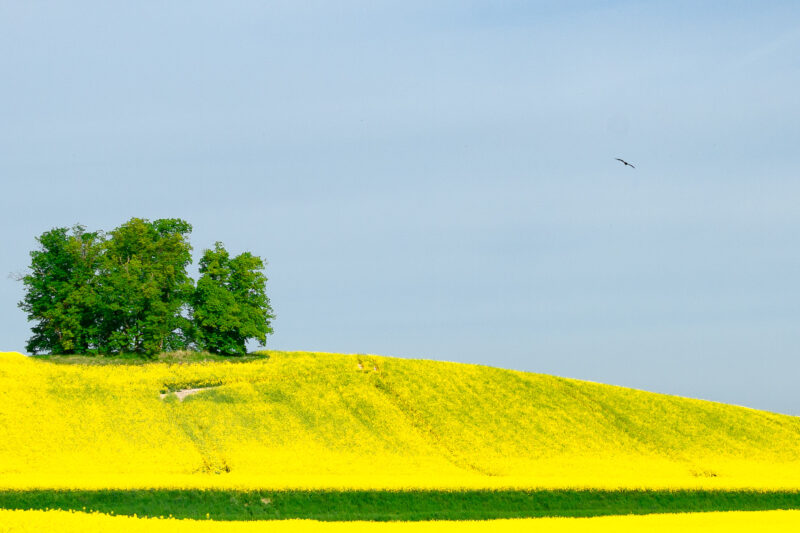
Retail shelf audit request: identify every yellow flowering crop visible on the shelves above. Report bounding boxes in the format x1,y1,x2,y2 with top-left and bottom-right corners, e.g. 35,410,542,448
2,350,800,490
2,510,800,533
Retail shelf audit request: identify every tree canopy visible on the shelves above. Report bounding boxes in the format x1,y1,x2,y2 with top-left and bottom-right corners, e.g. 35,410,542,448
19,218,274,356
18,225,103,355
193,243,275,355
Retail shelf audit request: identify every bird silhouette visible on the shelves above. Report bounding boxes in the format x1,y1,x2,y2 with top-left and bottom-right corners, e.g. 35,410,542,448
615,158,635,169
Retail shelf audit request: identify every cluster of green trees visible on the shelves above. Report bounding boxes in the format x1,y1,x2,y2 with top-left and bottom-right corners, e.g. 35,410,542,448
18,218,274,356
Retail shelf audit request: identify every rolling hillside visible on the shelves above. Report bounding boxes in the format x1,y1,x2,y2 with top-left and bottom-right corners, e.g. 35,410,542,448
1,350,799,490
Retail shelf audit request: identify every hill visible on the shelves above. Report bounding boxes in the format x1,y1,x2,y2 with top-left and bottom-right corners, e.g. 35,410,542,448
1,350,799,491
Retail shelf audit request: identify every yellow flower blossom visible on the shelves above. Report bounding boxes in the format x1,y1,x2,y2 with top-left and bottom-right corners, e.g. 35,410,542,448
2,510,800,533
2,350,800,491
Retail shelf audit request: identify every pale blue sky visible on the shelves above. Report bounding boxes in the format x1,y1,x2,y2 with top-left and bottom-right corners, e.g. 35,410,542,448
2,2,799,414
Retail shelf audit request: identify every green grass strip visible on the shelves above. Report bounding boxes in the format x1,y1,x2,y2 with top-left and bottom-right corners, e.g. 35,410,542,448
1,489,800,521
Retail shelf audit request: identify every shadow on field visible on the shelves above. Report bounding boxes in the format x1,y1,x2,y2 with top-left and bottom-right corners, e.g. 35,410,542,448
1,489,800,521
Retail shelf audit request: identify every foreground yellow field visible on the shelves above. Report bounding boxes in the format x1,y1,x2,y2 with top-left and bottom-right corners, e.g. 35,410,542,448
2,510,800,532
2,350,800,490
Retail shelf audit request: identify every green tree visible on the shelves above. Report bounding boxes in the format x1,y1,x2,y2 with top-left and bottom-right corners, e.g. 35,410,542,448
96,218,194,355
18,225,104,354
193,242,274,355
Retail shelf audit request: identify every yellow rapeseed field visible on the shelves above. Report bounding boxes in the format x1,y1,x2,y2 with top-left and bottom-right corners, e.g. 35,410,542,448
2,350,800,490
2,509,800,532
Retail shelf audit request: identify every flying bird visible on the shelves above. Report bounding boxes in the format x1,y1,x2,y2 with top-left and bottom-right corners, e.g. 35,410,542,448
615,158,635,169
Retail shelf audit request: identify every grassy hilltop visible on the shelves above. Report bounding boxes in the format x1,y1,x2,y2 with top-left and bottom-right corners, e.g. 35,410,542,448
2,349,800,493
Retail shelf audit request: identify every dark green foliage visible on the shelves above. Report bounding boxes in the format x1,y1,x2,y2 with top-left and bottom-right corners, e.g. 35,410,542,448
18,226,104,355
193,243,274,355
1,489,800,521
96,218,194,355
18,219,273,356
